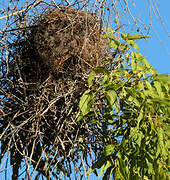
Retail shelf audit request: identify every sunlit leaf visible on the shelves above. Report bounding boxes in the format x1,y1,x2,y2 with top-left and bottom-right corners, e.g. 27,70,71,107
137,109,144,129
106,90,119,112
121,33,150,40
99,160,112,178
126,40,139,50
118,154,129,179
109,40,118,49
153,81,164,98
106,90,117,106
79,90,94,116
154,74,170,84
104,144,115,156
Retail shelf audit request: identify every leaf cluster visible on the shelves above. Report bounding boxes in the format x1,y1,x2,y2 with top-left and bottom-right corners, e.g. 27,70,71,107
79,30,170,179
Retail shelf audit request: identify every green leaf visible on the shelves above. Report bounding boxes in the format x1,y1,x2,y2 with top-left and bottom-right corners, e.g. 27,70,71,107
88,70,96,86
136,131,144,147
154,81,164,98
106,90,119,112
127,95,140,107
152,98,170,106
137,109,144,129
76,113,83,122
106,90,117,106
104,32,120,49
103,27,115,34
119,43,130,52
148,114,156,132
104,144,115,156
121,33,128,39
99,160,112,178
126,40,139,50
109,35,120,46
154,74,170,84
145,153,154,174
117,154,129,179
121,33,150,40
79,90,94,116
88,67,110,86
158,128,169,160
95,66,109,74
109,40,118,49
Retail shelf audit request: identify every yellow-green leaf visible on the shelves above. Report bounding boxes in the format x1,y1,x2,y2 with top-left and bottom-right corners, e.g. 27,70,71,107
126,40,139,50
79,90,94,116
104,144,115,156
127,34,150,40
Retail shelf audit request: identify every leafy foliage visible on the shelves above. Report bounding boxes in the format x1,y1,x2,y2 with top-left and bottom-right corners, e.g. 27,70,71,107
79,30,170,179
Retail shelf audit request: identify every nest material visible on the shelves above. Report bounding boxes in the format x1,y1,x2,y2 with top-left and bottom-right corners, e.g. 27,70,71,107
0,6,106,178
31,7,106,76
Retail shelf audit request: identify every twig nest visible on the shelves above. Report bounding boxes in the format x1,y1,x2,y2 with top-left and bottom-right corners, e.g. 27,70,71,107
31,7,106,75
1,6,106,177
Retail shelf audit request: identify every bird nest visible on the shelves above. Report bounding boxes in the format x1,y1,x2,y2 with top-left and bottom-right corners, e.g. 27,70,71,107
0,6,106,178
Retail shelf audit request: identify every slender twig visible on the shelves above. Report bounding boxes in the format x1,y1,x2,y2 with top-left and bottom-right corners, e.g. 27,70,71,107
0,0,43,20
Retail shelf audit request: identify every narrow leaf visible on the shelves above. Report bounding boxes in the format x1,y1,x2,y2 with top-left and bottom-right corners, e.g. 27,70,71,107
127,34,150,40
126,40,139,50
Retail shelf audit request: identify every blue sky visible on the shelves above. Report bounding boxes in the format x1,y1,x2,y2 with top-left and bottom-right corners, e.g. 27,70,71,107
133,0,170,74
